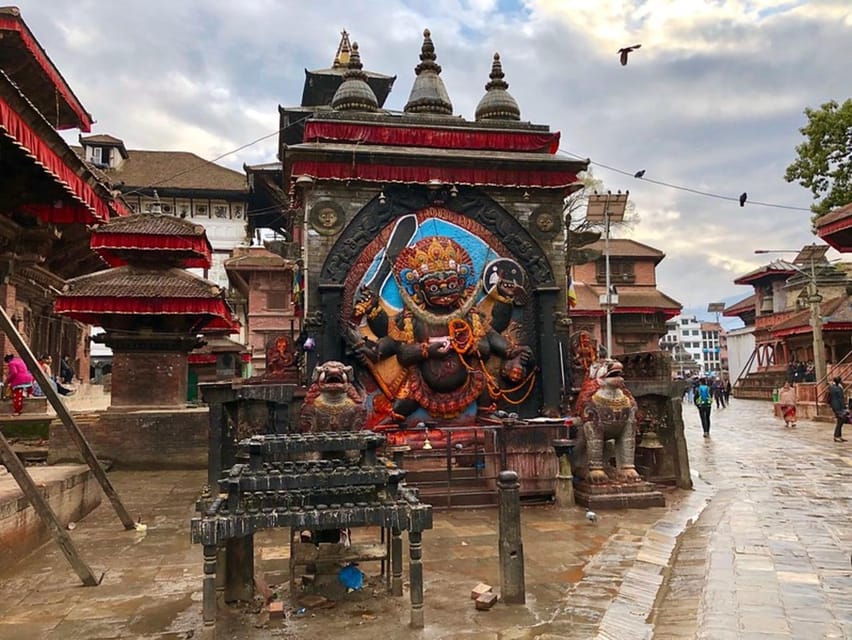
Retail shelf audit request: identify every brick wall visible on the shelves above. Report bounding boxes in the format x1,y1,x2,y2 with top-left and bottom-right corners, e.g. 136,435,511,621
111,351,187,408
48,408,209,469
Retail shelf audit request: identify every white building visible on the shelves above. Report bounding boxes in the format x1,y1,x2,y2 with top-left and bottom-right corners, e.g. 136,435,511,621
76,134,249,289
662,315,727,377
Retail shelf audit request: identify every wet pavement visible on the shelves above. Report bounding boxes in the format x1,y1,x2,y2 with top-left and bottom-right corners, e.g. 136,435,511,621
653,398,852,640
0,397,849,639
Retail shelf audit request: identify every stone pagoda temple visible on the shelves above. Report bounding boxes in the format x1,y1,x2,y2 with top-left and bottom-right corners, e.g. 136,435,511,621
271,30,587,425
54,213,236,410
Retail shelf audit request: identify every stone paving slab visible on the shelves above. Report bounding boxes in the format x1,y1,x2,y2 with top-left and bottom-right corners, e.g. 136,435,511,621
652,397,852,640
2,396,847,639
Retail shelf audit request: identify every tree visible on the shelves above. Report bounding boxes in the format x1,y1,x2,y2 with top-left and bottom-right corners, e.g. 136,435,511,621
784,99,852,219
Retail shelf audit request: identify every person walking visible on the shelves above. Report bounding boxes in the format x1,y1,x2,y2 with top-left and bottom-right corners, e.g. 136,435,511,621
724,378,732,404
712,378,726,409
4,353,34,416
778,381,797,428
827,376,847,443
695,377,713,437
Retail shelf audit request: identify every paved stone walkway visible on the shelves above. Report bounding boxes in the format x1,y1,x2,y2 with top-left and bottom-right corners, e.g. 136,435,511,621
0,397,848,639
653,397,852,640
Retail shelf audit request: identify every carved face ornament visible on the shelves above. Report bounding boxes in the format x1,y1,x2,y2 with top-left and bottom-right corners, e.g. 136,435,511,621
313,361,353,394
418,270,462,309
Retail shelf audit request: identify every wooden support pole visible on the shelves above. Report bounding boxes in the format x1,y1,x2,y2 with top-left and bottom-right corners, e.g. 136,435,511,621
0,305,135,530
0,430,100,586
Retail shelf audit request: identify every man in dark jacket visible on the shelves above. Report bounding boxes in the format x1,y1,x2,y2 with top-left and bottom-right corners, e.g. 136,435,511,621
828,376,847,442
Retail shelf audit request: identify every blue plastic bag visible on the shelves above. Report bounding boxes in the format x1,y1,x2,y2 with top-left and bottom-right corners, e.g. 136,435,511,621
338,563,364,591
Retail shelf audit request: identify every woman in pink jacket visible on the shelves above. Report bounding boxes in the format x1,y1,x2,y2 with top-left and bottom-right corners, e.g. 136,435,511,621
4,353,34,416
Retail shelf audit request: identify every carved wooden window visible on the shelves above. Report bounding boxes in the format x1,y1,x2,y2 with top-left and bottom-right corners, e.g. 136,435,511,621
595,259,635,284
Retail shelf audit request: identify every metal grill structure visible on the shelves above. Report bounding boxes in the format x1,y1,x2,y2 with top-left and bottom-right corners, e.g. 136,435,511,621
191,430,433,629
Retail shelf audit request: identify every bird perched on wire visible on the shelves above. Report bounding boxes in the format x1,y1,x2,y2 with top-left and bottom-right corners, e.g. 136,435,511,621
585,510,598,523
634,169,646,179
618,44,641,66
739,192,748,207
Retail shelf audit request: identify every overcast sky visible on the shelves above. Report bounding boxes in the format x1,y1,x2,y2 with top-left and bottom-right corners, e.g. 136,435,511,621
14,0,852,321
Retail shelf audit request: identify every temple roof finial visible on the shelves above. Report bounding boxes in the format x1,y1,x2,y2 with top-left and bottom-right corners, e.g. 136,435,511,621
404,28,453,115
331,41,379,112
332,29,352,68
475,52,521,121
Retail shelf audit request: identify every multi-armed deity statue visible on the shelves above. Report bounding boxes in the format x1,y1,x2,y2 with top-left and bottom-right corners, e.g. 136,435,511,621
341,210,536,427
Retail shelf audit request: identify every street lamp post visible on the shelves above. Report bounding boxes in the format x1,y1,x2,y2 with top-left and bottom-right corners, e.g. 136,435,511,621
586,192,629,357
754,247,828,385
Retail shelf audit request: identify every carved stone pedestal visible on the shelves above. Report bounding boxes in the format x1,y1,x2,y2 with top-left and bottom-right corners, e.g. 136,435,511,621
573,480,665,510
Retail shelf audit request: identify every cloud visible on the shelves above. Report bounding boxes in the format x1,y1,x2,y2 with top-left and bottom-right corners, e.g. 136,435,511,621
12,0,851,319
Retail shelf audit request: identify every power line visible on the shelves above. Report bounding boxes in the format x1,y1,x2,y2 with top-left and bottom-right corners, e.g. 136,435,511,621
121,113,314,198
557,149,812,212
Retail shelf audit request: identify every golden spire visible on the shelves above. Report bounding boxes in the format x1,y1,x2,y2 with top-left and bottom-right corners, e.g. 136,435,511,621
332,29,352,68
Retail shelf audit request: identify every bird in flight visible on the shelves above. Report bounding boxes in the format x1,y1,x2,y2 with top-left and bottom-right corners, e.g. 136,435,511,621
634,169,646,179
739,192,748,207
618,44,642,66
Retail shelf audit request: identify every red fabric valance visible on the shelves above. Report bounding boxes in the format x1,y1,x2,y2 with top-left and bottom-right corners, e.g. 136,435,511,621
0,95,128,222
0,15,93,131
303,121,561,154
188,354,218,364
91,232,213,269
54,296,231,318
199,315,241,334
20,203,98,224
291,160,579,189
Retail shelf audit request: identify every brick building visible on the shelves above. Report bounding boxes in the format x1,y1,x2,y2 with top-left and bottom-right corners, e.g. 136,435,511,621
568,239,681,355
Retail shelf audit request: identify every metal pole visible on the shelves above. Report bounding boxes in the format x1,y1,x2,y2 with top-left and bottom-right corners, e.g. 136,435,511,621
809,258,827,384
604,197,613,357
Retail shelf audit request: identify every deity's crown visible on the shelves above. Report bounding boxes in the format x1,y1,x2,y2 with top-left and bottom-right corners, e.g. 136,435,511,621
396,236,472,280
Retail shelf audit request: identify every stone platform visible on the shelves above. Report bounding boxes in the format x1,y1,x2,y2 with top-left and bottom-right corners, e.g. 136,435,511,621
573,479,666,509
0,464,101,570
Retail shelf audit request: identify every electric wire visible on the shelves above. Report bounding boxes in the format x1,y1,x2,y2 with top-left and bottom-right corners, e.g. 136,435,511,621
114,113,813,215
557,148,812,212
120,113,314,198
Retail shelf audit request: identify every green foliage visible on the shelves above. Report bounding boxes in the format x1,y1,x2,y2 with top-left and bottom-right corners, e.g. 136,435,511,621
784,99,852,219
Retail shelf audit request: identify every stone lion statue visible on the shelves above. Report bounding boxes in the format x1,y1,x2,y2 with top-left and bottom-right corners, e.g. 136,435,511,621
572,358,642,484
299,361,366,433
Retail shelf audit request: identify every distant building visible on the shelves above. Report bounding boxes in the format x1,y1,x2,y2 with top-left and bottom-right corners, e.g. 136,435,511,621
660,316,727,377
724,251,852,399
75,135,250,289
570,239,681,355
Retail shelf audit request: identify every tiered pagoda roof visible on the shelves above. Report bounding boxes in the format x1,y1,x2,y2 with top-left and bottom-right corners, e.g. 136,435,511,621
54,212,233,330
89,213,212,268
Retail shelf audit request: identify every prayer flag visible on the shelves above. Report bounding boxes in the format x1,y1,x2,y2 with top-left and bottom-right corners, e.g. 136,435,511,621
567,276,578,308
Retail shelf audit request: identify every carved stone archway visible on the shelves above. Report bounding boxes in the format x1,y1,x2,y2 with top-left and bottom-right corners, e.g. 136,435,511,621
317,184,563,415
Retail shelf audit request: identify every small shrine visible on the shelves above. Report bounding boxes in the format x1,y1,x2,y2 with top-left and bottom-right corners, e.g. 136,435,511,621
54,213,235,409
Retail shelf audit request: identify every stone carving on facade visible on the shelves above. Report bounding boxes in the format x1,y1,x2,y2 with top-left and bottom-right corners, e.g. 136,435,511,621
336,205,538,425
262,335,300,382
299,360,366,432
309,200,346,236
321,186,555,288
529,207,561,240
572,358,641,484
